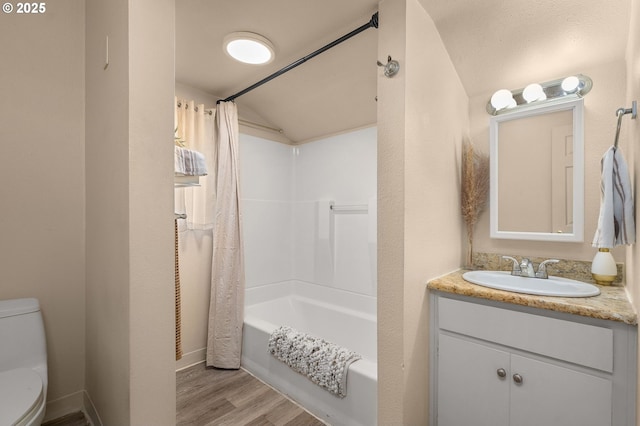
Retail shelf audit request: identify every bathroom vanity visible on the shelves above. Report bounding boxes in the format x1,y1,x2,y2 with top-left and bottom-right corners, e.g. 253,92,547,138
428,271,637,426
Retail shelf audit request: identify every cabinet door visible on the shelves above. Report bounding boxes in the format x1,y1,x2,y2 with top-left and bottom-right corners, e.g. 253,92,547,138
510,354,613,426
437,333,510,426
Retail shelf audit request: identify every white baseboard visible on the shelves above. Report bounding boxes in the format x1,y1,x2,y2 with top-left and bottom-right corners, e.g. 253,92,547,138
43,390,86,421
43,391,84,423
43,390,101,426
43,352,203,425
83,390,102,426
176,347,206,371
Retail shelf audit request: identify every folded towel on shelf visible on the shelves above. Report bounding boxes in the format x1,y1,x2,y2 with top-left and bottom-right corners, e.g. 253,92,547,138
592,146,636,248
268,325,361,398
174,146,208,176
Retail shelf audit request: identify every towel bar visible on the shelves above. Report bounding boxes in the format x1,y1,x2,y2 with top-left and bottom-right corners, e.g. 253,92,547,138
614,100,637,148
330,204,368,213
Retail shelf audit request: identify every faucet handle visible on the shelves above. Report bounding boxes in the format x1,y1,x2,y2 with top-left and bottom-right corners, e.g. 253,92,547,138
502,256,521,276
536,259,560,279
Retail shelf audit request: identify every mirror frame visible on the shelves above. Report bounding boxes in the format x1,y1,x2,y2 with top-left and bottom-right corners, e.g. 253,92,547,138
489,97,584,242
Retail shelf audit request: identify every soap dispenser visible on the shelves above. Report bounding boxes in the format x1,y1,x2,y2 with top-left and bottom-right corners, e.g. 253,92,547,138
591,248,617,285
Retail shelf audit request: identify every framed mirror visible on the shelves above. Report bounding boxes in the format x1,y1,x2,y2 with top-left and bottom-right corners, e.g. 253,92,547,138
490,97,584,242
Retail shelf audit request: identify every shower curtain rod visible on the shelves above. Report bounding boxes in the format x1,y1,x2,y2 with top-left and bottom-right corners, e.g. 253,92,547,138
218,12,379,104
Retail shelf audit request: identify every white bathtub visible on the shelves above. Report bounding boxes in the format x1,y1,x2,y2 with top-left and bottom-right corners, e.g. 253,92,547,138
242,281,377,426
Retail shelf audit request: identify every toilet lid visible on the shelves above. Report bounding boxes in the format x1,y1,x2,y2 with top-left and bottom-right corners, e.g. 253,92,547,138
0,368,44,426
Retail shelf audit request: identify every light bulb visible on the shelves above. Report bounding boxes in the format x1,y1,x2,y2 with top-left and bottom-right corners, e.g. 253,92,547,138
561,76,580,93
522,83,546,103
490,89,514,110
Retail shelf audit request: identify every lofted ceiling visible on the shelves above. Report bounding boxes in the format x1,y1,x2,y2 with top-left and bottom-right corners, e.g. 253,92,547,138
176,0,379,144
176,0,631,144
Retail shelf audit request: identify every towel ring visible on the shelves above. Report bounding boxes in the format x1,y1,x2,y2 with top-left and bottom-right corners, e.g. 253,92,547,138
614,100,637,148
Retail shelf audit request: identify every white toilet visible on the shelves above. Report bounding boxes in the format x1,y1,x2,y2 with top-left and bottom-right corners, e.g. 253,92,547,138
0,298,48,426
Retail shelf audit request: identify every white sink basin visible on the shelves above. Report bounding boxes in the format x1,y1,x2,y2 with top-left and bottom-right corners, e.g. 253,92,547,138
462,270,601,297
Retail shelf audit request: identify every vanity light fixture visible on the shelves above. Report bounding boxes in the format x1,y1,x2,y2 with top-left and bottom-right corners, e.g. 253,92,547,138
487,74,593,115
223,32,275,65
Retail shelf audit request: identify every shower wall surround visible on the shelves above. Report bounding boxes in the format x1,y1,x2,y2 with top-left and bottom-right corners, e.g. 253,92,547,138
240,135,295,288
241,126,378,297
176,126,377,368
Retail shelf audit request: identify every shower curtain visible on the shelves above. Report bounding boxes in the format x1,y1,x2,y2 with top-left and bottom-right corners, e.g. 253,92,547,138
206,101,245,369
175,99,245,369
175,98,216,230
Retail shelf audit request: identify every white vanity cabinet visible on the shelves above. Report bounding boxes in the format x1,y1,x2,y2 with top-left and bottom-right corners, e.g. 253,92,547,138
430,293,637,426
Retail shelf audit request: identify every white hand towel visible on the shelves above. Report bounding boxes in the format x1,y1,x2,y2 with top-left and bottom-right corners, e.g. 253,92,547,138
174,146,208,176
174,145,186,174
592,146,635,248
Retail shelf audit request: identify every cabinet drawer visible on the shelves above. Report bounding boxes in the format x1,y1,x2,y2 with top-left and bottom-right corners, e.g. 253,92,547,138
438,297,613,372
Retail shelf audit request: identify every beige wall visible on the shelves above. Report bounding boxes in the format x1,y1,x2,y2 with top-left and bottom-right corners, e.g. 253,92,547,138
471,61,628,263
128,1,176,423
86,0,176,424
0,0,86,416
85,1,130,422
625,1,640,424
626,0,640,316
377,0,468,423
85,0,129,425
176,82,220,106
377,0,406,421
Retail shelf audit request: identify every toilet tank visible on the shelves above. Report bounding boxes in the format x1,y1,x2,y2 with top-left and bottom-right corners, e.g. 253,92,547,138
0,298,47,373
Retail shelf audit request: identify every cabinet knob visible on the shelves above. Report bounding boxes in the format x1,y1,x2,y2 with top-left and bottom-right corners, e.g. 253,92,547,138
496,368,507,378
513,373,523,384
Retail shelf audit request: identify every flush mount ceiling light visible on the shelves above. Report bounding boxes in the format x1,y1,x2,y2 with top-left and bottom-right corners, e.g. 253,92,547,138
223,32,275,65
487,74,593,115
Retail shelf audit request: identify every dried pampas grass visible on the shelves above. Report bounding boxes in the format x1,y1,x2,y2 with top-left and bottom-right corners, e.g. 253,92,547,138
461,139,490,267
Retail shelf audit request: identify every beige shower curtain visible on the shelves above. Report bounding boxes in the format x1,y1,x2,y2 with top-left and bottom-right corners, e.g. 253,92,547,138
175,98,216,230
206,101,245,369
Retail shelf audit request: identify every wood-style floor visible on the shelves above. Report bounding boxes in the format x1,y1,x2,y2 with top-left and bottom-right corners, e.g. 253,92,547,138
43,363,326,426
42,411,90,426
177,363,327,426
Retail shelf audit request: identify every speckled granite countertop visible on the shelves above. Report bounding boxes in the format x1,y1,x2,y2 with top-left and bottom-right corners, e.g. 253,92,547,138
428,270,638,325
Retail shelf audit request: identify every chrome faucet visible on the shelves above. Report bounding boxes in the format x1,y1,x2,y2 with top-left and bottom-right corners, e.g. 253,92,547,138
501,256,559,279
